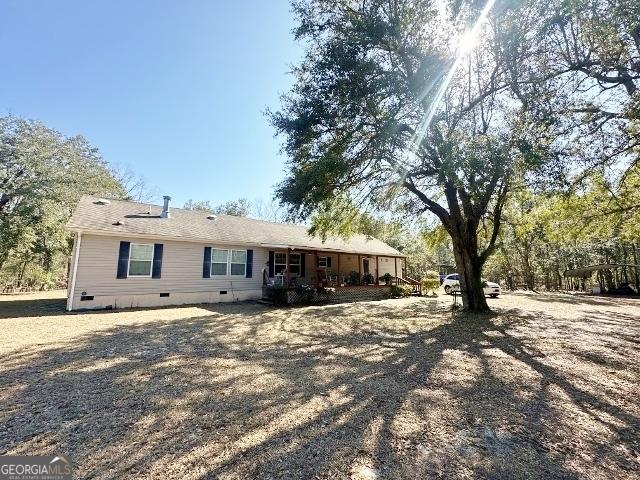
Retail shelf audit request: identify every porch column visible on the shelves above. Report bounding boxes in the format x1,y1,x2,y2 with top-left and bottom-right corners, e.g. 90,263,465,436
286,249,290,287
375,255,378,284
314,250,319,287
358,255,361,285
394,257,398,280
337,254,340,285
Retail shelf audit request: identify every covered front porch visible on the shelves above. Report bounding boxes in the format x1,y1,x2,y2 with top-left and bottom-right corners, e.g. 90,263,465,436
262,248,420,294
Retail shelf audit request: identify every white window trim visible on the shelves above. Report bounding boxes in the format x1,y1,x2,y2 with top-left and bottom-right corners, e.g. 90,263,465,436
128,243,154,278
230,249,247,277
210,248,229,276
318,256,328,268
289,253,301,275
209,248,248,277
274,252,287,276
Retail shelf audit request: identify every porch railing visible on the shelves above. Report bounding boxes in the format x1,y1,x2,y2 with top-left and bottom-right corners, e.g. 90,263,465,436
394,276,422,295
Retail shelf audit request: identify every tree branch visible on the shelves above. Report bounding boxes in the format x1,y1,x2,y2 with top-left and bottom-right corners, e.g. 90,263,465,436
402,179,451,227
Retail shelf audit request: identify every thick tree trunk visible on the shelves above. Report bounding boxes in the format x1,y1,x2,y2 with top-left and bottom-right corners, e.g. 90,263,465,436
17,260,28,287
451,234,490,313
0,193,11,214
420,177,506,313
633,244,639,290
555,264,562,290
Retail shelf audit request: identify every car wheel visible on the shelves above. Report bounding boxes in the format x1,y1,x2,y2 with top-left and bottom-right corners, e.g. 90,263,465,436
444,285,451,294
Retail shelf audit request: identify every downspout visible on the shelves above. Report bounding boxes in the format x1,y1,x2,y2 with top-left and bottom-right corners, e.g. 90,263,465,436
67,232,82,312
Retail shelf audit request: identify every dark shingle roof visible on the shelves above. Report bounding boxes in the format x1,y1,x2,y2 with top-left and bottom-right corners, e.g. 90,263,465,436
66,196,404,256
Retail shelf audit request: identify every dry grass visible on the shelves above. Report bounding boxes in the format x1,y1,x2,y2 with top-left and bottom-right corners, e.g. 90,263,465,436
0,290,639,479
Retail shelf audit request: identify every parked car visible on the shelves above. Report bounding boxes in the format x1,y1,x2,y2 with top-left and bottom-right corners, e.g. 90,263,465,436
441,273,501,298
441,273,460,293
482,281,502,298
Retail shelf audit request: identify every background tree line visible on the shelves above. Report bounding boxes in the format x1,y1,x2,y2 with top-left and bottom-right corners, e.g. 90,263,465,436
483,170,640,291
182,197,290,222
363,163,640,291
0,117,153,291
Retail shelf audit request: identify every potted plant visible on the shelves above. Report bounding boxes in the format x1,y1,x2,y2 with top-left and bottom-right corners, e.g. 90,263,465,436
379,273,393,285
347,271,359,286
362,273,375,285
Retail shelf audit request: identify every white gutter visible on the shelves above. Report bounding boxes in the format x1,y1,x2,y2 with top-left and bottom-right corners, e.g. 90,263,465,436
66,231,82,312
68,230,404,257
259,244,405,257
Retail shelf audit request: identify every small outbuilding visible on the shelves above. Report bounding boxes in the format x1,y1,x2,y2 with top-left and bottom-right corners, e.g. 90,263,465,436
564,263,640,295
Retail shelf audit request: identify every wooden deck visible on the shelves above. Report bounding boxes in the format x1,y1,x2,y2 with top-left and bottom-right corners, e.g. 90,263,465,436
262,277,422,305
263,284,394,305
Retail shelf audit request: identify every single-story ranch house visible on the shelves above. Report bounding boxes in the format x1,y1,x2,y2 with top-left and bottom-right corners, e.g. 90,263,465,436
65,196,416,311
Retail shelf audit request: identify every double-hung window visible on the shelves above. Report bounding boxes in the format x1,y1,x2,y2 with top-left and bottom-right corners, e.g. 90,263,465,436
210,248,247,276
318,256,328,268
289,253,301,275
129,244,154,277
274,252,287,275
211,249,229,276
230,250,246,276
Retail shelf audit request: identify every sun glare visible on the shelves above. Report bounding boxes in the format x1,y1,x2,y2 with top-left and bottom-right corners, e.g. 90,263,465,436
407,0,498,157
459,30,479,55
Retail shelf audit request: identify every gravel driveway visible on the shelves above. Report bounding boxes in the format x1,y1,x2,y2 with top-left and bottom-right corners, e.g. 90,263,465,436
0,291,638,479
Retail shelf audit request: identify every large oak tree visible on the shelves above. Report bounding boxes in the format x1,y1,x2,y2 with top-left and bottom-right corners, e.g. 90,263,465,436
271,0,550,311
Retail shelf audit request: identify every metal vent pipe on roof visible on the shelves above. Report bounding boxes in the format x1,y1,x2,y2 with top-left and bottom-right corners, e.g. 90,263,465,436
161,195,171,218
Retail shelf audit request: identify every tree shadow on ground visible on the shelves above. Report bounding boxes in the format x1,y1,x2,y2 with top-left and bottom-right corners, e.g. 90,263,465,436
512,291,640,307
0,299,638,479
0,298,67,319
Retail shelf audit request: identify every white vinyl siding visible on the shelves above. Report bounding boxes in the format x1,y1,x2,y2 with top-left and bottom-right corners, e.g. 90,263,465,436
129,243,154,277
377,256,402,279
71,235,266,308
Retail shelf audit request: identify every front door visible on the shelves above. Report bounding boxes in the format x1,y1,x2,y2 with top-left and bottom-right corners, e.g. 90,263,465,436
362,258,370,275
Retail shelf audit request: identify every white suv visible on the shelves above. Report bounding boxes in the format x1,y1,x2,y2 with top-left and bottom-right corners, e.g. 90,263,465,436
441,273,501,298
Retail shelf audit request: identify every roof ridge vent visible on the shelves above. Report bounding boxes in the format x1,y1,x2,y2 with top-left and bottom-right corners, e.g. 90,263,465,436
207,214,217,220
94,198,111,206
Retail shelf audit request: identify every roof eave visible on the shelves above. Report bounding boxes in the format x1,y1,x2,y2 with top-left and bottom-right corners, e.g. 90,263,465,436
68,228,406,257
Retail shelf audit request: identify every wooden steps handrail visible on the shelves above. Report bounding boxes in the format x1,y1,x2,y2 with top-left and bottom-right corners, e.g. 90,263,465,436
393,276,422,295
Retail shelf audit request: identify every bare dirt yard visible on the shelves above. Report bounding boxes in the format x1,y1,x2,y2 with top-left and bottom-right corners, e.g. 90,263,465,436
0,291,638,479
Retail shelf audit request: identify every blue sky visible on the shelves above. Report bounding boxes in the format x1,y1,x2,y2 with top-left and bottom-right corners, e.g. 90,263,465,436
0,0,302,207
